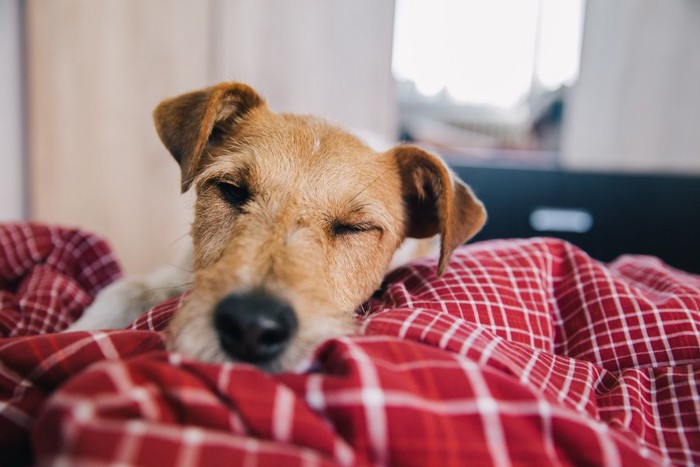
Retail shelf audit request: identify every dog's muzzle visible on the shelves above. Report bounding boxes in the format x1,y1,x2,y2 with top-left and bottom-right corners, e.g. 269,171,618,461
213,291,298,363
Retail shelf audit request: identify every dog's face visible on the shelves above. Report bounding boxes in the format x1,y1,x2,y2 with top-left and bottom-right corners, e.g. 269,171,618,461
154,83,486,372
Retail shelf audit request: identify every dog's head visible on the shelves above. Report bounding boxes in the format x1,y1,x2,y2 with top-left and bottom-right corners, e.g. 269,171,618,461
154,82,486,371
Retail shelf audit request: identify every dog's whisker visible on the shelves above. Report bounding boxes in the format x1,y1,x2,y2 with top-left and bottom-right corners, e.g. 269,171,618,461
164,263,193,273
347,165,395,206
169,232,192,247
355,303,371,318
150,282,192,292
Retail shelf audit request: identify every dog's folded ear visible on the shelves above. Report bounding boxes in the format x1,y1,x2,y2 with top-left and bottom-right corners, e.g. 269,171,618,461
153,82,265,192
392,145,487,275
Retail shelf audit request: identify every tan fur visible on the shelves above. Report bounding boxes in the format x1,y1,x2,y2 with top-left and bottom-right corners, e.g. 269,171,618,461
152,82,486,371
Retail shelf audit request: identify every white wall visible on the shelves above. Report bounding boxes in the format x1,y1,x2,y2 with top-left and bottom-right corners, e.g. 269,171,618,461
0,0,25,220
210,0,397,141
562,0,700,174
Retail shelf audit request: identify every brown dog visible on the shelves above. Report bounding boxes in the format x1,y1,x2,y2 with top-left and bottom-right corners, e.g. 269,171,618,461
69,82,486,372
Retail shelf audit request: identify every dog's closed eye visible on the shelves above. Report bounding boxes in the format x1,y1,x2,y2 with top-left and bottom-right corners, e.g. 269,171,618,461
217,182,251,208
332,221,382,237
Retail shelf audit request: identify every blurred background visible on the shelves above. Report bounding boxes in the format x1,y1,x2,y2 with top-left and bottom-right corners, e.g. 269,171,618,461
1,0,699,274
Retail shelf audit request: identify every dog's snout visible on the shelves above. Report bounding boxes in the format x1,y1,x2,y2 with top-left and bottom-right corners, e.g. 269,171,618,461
214,291,297,363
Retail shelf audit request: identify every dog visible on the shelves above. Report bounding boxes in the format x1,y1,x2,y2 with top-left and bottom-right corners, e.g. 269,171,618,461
68,82,487,372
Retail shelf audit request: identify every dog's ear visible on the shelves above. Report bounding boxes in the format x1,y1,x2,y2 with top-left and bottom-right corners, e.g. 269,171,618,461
392,145,487,275
153,82,265,192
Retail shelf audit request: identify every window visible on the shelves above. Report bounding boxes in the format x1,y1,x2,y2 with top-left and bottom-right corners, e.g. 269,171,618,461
393,0,585,166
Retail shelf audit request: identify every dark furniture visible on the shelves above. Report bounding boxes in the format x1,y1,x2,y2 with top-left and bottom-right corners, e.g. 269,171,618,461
454,165,700,274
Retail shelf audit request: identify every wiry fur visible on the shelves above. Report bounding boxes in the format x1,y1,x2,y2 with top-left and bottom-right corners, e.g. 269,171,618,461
69,82,487,372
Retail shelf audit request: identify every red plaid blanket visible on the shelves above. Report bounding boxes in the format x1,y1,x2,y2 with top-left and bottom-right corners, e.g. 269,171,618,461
1,223,699,466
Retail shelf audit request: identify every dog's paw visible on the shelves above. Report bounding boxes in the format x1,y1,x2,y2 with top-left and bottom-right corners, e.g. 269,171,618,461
65,278,155,331
65,260,192,332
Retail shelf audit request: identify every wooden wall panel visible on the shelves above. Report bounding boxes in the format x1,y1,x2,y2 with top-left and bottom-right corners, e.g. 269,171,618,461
26,0,212,273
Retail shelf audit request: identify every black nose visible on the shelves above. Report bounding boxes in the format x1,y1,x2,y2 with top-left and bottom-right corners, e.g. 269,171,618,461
213,291,298,363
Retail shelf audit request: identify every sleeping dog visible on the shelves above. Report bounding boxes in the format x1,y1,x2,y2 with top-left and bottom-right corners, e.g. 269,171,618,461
68,82,486,372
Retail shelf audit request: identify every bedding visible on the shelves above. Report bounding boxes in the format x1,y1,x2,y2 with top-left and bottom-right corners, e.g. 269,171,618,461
0,222,698,466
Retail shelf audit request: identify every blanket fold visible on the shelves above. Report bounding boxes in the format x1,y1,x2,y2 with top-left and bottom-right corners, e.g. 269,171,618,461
1,222,698,466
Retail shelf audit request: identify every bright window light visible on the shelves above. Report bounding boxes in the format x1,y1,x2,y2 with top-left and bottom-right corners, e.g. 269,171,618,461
535,0,585,90
393,0,585,108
